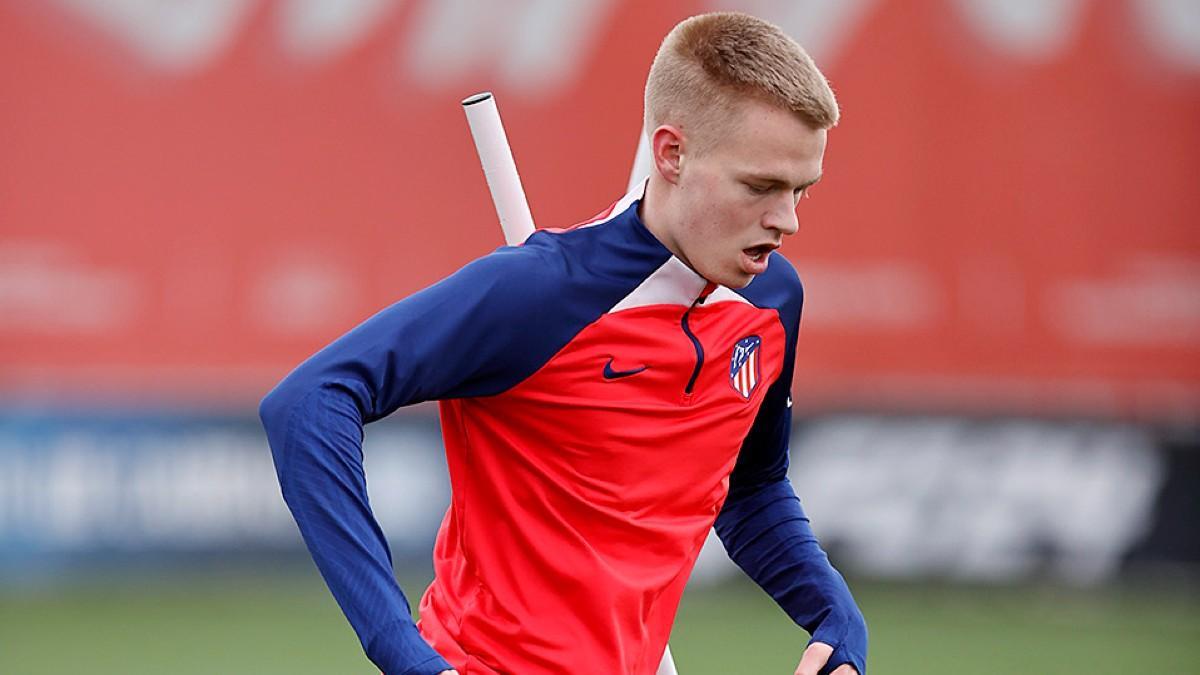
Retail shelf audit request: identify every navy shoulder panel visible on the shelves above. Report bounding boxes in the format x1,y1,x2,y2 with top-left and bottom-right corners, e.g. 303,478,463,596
473,203,672,393
269,200,673,421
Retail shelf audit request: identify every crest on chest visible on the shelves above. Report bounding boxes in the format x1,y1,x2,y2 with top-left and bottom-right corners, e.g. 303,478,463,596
729,335,763,400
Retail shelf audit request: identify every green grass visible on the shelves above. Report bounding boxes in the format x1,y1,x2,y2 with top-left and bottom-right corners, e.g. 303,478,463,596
1,568,1197,674
674,577,1200,674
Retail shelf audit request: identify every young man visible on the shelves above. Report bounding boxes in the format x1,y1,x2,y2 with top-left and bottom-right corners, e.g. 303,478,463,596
260,12,867,675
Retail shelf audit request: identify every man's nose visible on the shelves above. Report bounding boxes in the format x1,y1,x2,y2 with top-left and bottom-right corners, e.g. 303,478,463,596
764,194,800,235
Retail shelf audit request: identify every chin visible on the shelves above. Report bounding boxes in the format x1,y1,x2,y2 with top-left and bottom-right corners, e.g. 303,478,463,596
715,271,755,289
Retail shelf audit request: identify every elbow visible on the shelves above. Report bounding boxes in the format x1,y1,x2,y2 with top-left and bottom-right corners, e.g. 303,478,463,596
258,374,311,475
258,373,363,488
258,380,294,439
259,379,320,505
259,362,322,432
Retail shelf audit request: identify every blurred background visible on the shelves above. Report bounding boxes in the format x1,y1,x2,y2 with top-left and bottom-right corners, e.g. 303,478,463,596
1,0,1198,673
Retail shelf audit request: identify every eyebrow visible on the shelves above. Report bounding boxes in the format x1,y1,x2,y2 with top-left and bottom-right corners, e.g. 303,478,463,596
746,173,823,191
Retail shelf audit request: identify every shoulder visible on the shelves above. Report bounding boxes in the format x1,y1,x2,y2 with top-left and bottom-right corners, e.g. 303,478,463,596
423,200,671,390
523,200,672,280
451,238,551,294
449,195,670,306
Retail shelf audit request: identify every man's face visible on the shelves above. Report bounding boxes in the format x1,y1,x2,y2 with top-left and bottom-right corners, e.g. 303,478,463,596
669,98,826,289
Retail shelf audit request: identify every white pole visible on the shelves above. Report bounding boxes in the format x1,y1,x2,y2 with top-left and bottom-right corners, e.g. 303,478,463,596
462,91,537,245
658,645,680,675
627,128,653,193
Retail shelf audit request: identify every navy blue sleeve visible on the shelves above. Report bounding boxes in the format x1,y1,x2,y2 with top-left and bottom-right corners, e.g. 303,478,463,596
259,244,560,675
718,260,868,675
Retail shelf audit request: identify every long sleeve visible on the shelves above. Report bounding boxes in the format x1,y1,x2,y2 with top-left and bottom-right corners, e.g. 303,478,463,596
716,266,868,675
259,244,558,674
715,476,867,675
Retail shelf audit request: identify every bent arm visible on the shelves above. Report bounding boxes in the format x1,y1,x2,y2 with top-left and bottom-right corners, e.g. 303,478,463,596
715,476,867,675
261,382,451,674
260,247,549,674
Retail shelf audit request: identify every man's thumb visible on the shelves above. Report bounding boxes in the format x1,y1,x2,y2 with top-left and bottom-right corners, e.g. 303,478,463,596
794,641,834,675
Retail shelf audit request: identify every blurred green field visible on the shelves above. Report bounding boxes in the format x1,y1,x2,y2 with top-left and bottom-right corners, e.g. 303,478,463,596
2,568,1197,674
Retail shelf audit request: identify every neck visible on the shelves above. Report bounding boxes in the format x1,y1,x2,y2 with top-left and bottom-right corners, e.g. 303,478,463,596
639,175,686,264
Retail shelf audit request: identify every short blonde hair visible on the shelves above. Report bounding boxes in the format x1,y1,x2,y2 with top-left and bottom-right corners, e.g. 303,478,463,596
644,12,839,151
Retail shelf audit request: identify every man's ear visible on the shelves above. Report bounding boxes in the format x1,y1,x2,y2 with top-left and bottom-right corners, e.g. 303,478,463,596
651,125,685,185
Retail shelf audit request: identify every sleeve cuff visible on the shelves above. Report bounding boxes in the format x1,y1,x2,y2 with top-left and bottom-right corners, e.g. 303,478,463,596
810,606,868,675
366,618,453,675
809,636,867,675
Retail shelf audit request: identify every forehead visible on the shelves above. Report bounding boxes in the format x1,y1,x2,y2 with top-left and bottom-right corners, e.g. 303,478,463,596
707,98,826,182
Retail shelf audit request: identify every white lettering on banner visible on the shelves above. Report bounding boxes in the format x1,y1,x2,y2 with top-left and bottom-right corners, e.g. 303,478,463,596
48,0,618,92
44,439,122,546
277,0,400,61
52,0,255,73
121,431,293,545
0,422,447,551
0,242,140,335
401,0,617,96
954,0,1087,61
789,416,1165,585
248,255,358,336
0,415,1170,586
798,261,942,331
41,0,1200,81
1135,0,1200,70
363,431,452,535
954,0,1199,70
1044,256,1200,347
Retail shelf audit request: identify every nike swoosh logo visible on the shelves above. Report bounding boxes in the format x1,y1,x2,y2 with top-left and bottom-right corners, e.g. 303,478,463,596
603,358,647,380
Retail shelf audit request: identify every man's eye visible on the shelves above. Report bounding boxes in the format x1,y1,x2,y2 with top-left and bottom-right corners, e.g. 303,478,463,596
746,183,770,195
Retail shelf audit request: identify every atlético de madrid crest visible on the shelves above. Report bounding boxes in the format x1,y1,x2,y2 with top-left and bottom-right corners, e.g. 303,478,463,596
729,335,763,399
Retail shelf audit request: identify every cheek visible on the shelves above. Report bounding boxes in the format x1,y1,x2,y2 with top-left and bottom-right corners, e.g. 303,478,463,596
713,201,750,239
689,206,742,251
682,174,750,249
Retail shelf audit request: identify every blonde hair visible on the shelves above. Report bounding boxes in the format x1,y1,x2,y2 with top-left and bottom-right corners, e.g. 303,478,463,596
644,12,839,152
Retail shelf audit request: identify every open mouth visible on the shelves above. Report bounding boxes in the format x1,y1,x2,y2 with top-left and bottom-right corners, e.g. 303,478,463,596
743,244,775,263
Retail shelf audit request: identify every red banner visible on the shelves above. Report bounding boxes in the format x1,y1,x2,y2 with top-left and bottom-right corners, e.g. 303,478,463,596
2,0,1197,420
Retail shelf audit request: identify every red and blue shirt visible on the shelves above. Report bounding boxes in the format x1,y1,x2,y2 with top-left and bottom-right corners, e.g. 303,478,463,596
260,187,867,675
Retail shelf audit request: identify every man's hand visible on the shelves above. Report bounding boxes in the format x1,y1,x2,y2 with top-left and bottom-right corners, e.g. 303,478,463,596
794,641,858,675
